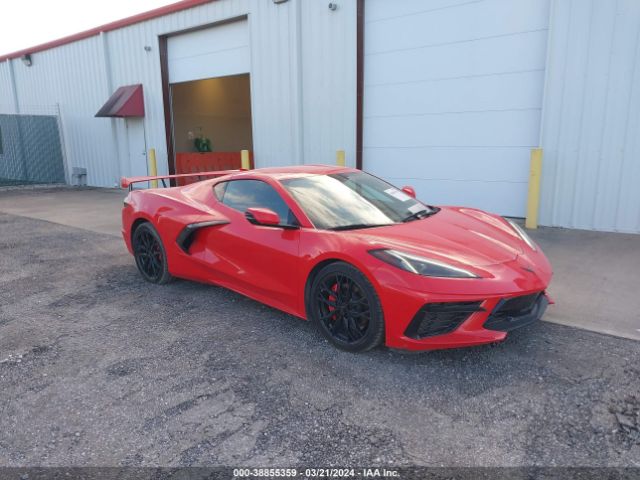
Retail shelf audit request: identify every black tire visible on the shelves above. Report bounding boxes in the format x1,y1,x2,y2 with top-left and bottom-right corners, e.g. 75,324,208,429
132,222,173,285
308,262,385,352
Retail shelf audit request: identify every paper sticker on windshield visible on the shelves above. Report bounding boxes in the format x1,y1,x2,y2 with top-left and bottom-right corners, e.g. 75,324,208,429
408,203,425,214
385,188,412,202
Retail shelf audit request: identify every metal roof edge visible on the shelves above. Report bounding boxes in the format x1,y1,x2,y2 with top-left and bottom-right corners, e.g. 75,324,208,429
0,0,216,63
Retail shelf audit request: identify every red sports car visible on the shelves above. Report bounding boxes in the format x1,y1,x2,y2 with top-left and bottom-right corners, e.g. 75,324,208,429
121,165,552,352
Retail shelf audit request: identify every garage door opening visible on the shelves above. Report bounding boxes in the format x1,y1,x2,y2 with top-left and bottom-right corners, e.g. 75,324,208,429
171,74,253,178
164,18,252,180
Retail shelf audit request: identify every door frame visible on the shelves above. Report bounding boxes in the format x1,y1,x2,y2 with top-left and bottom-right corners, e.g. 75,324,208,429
158,14,249,178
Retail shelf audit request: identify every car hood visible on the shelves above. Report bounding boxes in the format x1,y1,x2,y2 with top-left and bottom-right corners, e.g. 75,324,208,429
353,207,524,267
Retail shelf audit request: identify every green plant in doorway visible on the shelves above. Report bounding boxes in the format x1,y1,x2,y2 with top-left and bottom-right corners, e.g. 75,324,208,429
192,127,212,152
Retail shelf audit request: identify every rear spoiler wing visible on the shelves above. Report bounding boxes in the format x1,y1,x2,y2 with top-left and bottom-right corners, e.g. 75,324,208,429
120,170,245,190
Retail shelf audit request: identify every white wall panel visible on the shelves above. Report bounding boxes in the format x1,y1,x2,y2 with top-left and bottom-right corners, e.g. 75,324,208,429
366,70,545,117
300,0,357,166
365,0,478,23
245,0,302,167
365,110,541,148
363,0,550,217
539,0,640,233
366,0,548,56
365,147,531,183
0,62,14,112
365,31,548,87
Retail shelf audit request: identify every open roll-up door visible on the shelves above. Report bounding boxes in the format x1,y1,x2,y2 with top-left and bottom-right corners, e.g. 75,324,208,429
167,19,250,84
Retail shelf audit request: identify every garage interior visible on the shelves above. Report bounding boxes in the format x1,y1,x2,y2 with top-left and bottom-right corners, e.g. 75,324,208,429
171,73,253,154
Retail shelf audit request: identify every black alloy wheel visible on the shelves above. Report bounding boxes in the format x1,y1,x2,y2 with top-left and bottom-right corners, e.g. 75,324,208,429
132,222,173,284
309,262,384,352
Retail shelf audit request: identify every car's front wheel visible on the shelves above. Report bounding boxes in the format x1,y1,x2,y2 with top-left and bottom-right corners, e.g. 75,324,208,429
309,262,385,352
132,222,173,284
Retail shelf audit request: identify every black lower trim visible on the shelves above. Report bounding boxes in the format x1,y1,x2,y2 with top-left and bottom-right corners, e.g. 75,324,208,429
484,292,548,332
405,301,485,339
176,220,229,253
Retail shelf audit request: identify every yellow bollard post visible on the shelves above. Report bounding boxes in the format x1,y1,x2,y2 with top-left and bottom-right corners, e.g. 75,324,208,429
148,148,158,188
336,150,345,167
525,148,543,229
241,150,251,170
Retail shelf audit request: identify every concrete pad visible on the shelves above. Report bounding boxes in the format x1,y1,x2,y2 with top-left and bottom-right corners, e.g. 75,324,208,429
0,187,124,237
528,226,640,342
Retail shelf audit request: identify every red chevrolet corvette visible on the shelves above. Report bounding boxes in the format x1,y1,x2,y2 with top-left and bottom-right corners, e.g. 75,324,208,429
121,165,552,352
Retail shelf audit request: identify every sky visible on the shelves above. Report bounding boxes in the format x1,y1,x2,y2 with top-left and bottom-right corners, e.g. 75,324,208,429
0,0,178,56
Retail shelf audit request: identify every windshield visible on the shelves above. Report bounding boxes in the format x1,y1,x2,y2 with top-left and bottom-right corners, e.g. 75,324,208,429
281,171,435,230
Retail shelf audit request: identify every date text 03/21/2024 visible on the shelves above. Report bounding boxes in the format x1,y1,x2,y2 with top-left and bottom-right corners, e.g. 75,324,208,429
232,468,400,478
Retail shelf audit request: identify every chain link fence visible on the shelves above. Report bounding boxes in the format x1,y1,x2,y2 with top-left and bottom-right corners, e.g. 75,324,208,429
0,104,67,187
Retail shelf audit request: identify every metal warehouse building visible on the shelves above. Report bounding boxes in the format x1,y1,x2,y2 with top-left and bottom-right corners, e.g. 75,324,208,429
1,0,639,233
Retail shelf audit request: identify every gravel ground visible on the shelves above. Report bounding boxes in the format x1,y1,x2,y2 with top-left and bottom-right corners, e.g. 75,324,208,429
0,212,638,467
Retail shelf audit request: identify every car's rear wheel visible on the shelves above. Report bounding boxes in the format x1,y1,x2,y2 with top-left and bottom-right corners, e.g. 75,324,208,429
132,222,173,284
309,262,384,352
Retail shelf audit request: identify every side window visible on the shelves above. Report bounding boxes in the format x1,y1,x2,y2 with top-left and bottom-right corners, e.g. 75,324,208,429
213,181,227,200
217,180,296,224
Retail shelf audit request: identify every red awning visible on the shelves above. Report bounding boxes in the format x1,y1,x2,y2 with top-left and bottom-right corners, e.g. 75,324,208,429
95,84,145,118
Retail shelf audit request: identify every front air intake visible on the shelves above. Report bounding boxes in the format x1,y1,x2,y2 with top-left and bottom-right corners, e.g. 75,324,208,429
484,292,547,332
405,301,484,339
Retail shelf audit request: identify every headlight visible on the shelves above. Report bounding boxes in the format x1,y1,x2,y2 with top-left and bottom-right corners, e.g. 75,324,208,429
369,249,479,278
506,219,537,251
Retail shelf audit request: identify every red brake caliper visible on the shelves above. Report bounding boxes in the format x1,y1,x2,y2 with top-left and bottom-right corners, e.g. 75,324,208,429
328,283,339,320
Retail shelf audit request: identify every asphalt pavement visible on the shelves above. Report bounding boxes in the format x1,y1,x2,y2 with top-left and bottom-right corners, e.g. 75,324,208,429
0,212,638,467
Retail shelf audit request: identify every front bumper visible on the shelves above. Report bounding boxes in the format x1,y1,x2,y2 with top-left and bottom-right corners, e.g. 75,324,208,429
386,291,550,351
484,292,549,332
372,256,553,351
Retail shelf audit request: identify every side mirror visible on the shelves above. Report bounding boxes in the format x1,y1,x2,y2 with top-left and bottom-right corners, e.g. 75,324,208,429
401,186,416,198
245,207,281,227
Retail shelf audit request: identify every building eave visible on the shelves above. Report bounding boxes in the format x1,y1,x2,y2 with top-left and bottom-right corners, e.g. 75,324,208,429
0,0,216,63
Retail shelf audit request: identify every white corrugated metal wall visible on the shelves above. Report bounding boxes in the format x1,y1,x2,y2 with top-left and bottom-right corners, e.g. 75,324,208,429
539,0,640,233
0,0,357,187
301,0,357,167
362,0,550,218
4,37,117,184
0,63,16,111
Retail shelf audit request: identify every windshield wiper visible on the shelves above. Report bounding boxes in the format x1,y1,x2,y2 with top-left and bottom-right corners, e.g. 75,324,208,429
402,207,439,223
329,223,393,231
